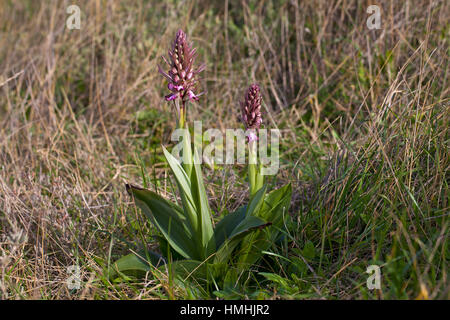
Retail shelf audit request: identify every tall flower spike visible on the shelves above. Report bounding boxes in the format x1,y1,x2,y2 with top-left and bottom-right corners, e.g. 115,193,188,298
158,29,204,103
241,84,262,142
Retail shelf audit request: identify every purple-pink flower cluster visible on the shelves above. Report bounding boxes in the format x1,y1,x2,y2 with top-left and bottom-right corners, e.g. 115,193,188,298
158,29,205,104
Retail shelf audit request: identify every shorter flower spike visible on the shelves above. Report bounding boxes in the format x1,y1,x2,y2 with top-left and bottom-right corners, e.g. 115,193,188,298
241,84,262,131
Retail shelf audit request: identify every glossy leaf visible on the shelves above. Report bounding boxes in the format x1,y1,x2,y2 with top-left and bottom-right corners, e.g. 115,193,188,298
214,215,270,264
126,185,199,260
245,184,268,217
162,146,198,232
191,147,215,258
237,183,292,267
213,206,246,249
109,249,164,279
169,259,208,283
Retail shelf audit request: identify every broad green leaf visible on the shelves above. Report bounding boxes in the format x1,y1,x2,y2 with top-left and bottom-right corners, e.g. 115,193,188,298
191,147,215,258
223,268,239,291
237,183,292,268
181,127,193,177
258,183,292,226
126,185,199,260
246,184,268,217
162,146,198,232
255,163,265,193
258,272,290,288
157,235,186,261
163,144,215,260
214,216,270,264
169,259,208,283
229,216,270,238
213,206,246,249
109,249,163,279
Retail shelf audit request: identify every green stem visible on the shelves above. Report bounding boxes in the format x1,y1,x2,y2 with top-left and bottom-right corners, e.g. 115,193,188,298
179,104,186,129
248,140,263,196
179,101,192,175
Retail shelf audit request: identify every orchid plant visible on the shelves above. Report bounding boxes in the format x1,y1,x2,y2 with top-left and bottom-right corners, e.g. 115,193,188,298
111,29,292,290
